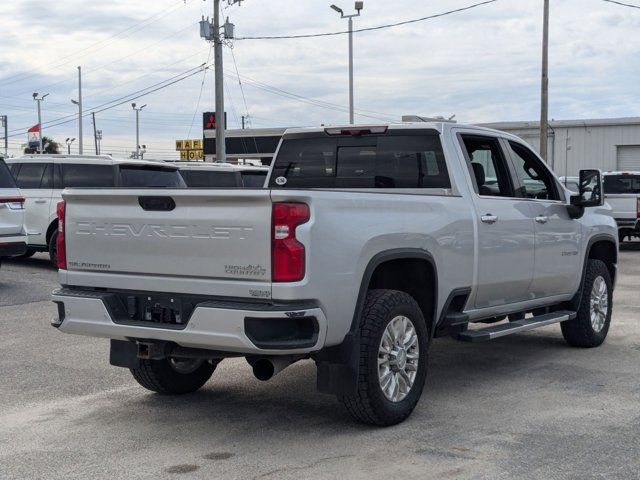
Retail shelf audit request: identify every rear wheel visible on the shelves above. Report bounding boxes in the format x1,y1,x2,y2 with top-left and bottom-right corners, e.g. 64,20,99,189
48,229,58,267
130,357,216,394
561,259,612,348
20,249,37,258
341,289,429,426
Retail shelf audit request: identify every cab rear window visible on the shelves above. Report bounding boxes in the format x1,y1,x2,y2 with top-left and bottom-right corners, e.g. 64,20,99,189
604,175,640,194
119,166,185,188
269,134,450,189
181,170,238,188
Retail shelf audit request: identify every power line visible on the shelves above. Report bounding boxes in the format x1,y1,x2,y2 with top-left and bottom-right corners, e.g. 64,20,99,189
236,0,498,40
229,47,251,126
6,65,208,138
0,0,195,88
187,45,214,138
601,0,640,8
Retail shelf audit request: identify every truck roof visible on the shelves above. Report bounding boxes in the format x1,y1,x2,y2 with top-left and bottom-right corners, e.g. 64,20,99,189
7,155,176,169
282,122,523,141
168,162,268,173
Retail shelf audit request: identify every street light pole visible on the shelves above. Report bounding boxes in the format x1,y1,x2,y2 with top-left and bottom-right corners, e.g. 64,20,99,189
331,2,363,125
32,93,48,154
65,137,75,155
131,103,146,159
1,115,7,158
540,0,550,161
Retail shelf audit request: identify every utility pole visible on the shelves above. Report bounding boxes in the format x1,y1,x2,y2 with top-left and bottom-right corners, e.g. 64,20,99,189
331,2,363,125
200,0,240,163
32,93,48,154
131,103,146,159
1,115,7,158
77,66,83,154
241,115,245,129
96,130,102,155
540,0,549,161
213,1,226,163
92,112,98,155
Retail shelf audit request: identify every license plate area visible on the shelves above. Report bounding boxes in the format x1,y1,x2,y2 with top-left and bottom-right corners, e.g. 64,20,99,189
106,293,197,329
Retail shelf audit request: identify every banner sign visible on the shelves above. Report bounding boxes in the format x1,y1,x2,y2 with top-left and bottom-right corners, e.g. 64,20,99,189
27,124,40,147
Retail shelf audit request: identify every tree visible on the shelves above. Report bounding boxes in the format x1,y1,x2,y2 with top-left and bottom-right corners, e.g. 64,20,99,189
24,136,60,154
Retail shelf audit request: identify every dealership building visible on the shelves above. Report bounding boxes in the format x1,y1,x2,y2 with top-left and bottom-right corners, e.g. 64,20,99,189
203,117,640,175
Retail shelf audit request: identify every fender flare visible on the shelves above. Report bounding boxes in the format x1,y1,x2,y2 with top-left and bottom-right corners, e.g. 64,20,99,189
315,248,437,397
570,233,617,309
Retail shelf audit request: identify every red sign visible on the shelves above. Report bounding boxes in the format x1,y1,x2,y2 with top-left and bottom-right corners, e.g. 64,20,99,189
203,112,227,130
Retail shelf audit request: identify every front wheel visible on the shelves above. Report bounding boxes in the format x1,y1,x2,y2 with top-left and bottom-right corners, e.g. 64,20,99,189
561,259,612,348
341,289,429,426
130,357,216,394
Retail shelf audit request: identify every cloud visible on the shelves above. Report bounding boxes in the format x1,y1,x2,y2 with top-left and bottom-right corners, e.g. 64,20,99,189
0,0,639,158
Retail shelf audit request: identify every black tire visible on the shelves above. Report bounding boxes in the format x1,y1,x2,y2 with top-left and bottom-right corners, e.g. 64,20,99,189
48,229,58,267
20,248,37,258
130,358,216,394
561,259,612,348
341,289,429,426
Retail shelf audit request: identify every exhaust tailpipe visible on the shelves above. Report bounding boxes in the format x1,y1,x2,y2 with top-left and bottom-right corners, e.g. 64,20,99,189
252,357,295,381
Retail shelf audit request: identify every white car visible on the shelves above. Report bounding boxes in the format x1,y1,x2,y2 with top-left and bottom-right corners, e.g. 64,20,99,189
602,171,640,242
173,162,269,188
0,158,27,266
6,155,184,265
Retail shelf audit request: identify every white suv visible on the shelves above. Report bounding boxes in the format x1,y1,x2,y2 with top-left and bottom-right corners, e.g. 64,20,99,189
6,155,184,265
0,158,27,266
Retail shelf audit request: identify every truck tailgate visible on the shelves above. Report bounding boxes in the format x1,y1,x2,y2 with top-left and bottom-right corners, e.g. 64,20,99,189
62,189,272,290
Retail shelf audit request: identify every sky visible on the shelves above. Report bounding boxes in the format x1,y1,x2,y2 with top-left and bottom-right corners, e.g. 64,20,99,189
0,0,639,159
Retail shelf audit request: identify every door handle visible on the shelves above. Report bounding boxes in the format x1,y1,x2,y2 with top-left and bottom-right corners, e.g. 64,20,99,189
34,199,47,204
535,215,548,224
481,214,498,224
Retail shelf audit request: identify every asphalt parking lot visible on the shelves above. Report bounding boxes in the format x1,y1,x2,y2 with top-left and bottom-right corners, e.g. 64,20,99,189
1,248,639,480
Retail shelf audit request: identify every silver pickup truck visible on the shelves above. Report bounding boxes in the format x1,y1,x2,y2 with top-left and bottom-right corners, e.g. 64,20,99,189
51,122,618,426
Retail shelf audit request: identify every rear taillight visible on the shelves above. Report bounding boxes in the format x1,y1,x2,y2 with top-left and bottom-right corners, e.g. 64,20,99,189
0,196,25,210
272,202,310,282
56,201,66,269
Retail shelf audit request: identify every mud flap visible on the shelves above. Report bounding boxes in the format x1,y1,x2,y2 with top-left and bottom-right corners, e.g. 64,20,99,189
315,333,360,397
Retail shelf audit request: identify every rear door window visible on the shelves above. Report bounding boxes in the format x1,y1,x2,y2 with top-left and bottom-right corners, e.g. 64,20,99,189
604,175,640,194
0,160,17,188
269,134,450,189
459,136,513,197
61,164,115,188
119,165,185,188
15,162,49,188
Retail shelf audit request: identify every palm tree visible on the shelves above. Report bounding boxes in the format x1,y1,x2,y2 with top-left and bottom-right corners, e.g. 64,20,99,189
24,136,60,154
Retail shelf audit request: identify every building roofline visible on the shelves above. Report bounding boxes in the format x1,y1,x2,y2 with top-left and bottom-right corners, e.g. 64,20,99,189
480,117,640,130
